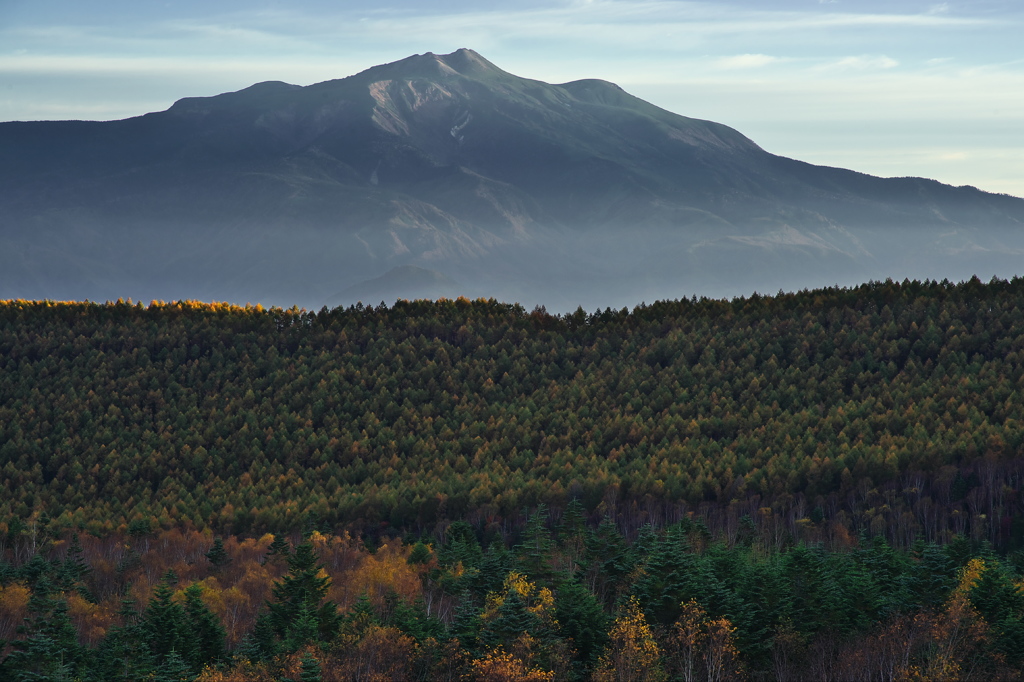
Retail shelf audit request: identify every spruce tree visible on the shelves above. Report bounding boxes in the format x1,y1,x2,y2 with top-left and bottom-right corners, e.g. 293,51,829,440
205,537,230,569
0,578,82,682
266,534,291,562
517,504,555,585
181,584,226,669
143,572,187,665
155,649,192,682
480,588,542,651
96,592,156,681
298,651,322,682
267,540,340,645
449,589,483,653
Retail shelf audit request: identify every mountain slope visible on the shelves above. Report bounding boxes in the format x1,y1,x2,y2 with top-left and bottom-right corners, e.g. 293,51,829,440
2,48,1022,309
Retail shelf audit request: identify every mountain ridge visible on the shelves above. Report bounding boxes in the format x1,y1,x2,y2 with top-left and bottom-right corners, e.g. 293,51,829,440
2,48,1022,310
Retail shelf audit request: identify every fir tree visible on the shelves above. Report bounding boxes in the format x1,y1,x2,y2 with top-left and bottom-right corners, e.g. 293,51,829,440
155,649,192,682
143,572,187,665
267,540,340,645
205,537,230,569
181,584,226,669
0,578,82,682
265,534,291,564
298,651,322,682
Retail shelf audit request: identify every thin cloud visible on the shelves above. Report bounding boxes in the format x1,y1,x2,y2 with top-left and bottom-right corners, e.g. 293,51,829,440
714,54,781,70
823,55,900,70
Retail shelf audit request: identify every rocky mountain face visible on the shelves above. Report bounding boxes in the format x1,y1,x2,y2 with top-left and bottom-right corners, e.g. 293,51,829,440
2,48,1022,310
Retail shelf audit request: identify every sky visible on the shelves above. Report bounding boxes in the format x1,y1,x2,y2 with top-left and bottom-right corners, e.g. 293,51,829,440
1,0,1022,197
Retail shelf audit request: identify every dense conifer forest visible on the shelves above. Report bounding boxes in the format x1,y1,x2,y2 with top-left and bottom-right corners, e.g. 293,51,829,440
3,277,1024,679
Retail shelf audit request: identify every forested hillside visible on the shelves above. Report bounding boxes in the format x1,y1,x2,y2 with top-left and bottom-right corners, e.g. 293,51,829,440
2,277,1024,545
4,278,1024,679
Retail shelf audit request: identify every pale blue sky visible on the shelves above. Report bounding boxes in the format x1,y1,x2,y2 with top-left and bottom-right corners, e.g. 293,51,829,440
2,0,1022,196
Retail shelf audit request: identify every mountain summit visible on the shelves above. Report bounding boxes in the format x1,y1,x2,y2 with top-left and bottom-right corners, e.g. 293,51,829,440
2,49,1022,308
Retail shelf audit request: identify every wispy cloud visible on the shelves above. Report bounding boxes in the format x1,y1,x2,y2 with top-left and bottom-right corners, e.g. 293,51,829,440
824,55,900,70
714,54,781,70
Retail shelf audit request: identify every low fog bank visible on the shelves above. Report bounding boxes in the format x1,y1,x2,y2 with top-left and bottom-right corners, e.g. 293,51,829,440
5,218,1020,314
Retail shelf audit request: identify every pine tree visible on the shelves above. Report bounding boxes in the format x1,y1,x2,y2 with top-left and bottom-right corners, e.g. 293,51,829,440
57,533,91,596
450,589,483,653
206,537,230,569
518,505,555,585
267,540,340,646
0,578,82,682
266,533,291,561
95,592,156,681
481,588,542,651
555,576,609,672
155,649,192,682
143,572,187,665
181,583,225,669
298,651,322,682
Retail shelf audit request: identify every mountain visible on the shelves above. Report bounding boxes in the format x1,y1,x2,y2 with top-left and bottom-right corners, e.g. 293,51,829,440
2,48,1023,309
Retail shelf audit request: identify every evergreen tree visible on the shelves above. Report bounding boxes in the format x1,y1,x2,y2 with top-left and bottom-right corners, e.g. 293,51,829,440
205,537,230,569
57,533,91,597
265,534,291,563
298,651,322,682
517,504,555,585
266,540,340,644
449,589,483,653
481,588,542,650
155,649,193,682
94,593,155,681
632,524,698,625
181,583,225,669
585,517,629,607
143,572,187,665
0,578,82,682
555,576,609,673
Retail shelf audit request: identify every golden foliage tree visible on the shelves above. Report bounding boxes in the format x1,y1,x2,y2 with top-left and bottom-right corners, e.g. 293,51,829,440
593,596,665,682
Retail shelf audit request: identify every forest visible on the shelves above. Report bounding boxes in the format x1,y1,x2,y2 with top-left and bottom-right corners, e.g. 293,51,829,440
2,276,1024,679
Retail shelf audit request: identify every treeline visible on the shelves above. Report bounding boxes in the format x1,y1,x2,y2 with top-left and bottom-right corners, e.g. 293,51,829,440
2,277,1024,546
2,511,1023,680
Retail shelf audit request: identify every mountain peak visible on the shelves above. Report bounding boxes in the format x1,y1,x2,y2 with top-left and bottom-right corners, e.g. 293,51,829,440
367,48,505,82
437,48,502,76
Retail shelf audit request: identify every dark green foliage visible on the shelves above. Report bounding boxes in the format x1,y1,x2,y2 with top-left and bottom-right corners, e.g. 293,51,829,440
297,651,322,682
517,504,555,586
0,578,82,682
143,573,187,665
337,594,376,644
407,541,432,565
57,533,90,596
480,588,542,650
266,534,291,561
449,589,483,652
1,280,1024,545
154,649,192,682
632,524,700,624
584,517,629,607
181,584,226,669
205,538,230,569
93,593,155,682
554,577,608,671
910,540,955,609
267,541,340,648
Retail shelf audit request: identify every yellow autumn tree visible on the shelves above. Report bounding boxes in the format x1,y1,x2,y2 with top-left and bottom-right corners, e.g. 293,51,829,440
472,647,555,682
909,557,994,682
667,599,742,682
593,596,665,682
482,572,557,627
0,582,31,641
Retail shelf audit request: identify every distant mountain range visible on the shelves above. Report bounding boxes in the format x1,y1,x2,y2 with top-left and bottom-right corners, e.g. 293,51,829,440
2,48,1023,310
